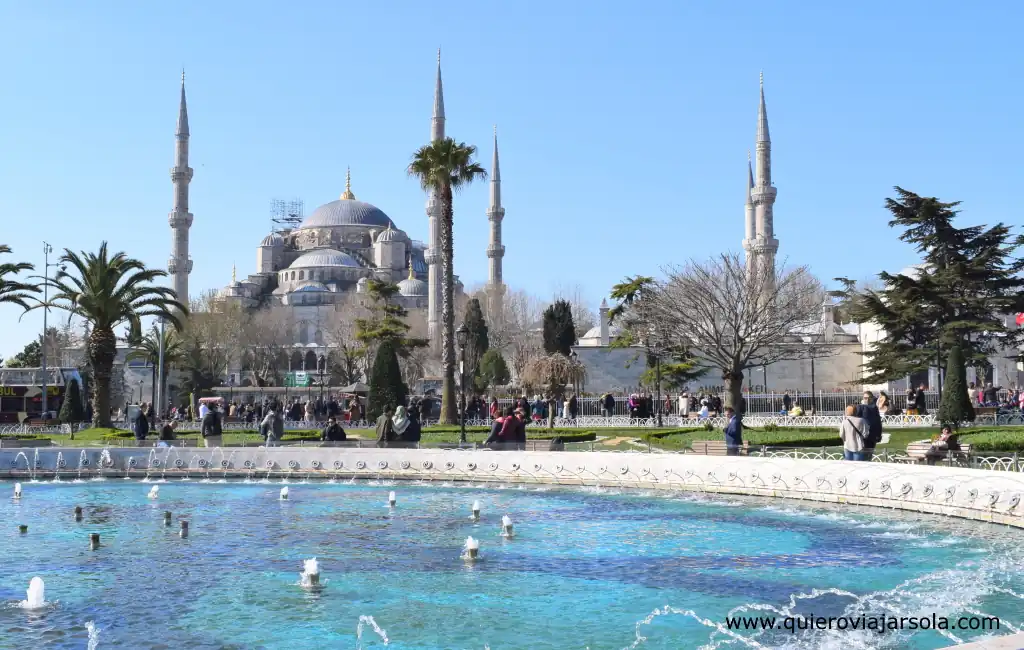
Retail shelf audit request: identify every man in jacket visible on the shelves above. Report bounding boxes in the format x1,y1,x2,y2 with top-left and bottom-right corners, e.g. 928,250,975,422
375,405,395,447
855,391,883,461
131,404,149,445
260,407,284,447
321,416,346,443
602,393,615,418
723,406,743,456
201,403,222,448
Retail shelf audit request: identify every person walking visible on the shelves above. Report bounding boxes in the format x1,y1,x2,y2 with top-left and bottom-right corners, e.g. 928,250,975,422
260,407,284,447
401,407,422,443
131,404,149,446
839,404,867,461
855,391,882,461
602,393,615,418
392,406,411,442
201,402,223,448
723,406,743,456
375,405,395,447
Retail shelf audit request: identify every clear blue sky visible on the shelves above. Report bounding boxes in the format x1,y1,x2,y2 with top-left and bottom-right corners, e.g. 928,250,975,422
1,1,1020,358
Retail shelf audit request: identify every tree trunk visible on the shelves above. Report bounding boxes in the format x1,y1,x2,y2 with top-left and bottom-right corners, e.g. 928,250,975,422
438,183,458,424
89,327,117,429
724,369,744,415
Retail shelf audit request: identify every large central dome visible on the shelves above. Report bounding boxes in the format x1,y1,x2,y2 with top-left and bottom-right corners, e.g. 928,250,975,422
299,199,394,229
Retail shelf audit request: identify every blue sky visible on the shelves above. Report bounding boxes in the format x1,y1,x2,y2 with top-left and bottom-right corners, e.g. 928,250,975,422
1,1,1021,358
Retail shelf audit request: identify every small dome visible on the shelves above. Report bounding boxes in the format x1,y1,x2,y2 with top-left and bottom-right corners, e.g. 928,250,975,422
289,249,361,269
260,232,284,247
581,324,622,340
356,277,370,294
376,225,408,244
299,200,394,229
398,276,428,297
291,282,330,293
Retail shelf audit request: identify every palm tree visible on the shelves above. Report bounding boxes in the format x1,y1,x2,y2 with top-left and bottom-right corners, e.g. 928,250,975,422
409,138,487,423
126,327,184,415
0,245,39,309
44,243,185,427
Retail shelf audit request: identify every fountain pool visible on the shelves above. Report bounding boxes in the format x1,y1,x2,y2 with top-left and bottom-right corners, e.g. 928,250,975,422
1,481,1022,649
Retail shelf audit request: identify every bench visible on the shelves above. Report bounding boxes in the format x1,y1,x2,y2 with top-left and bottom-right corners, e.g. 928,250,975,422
975,406,998,416
690,440,749,456
905,440,973,465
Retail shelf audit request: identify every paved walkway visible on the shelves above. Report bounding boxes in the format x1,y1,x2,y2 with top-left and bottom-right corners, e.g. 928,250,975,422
947,633,1024,649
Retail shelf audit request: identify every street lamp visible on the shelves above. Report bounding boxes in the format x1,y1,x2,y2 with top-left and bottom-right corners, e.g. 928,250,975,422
456,323,469,444
317,353,326,403
568,350,579,416
39,242,64,421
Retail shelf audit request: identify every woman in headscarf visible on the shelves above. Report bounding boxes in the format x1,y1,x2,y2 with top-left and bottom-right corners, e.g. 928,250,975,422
392,405,412,442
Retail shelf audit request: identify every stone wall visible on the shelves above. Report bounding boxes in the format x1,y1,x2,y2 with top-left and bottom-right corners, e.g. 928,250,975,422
5,447,1023,530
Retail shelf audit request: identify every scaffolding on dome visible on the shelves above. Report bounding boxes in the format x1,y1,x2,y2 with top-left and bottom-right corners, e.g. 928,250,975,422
270,198,304,232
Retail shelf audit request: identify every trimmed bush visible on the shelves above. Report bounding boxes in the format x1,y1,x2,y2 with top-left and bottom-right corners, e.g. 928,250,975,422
938,345,975,429
59,379,86,423
367,340,407,422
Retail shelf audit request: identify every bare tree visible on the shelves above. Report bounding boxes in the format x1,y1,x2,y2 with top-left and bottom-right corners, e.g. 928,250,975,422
486,287,544,385
398,315,432,389
241,306,294,386
323,296,368,386
650,253,826,410
179,291,245,398
522,352,587,403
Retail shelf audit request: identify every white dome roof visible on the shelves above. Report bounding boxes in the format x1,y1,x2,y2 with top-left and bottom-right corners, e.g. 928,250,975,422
260,232,284,247
290,282,330,293
398,276,428,297
581,324,622,340
289,249,361,269
376,225,408,243
299,199,394,229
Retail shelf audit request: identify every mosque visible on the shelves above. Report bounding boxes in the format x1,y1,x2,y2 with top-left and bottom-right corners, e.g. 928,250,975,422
165,53,507,352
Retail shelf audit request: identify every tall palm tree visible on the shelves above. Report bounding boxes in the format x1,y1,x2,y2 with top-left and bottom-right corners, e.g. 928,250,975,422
0,245,39,309
409,138,487,423
126,327,184,414
44,243,185,427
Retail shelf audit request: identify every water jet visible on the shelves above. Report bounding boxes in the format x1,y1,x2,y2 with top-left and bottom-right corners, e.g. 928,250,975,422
13,482,22,499
388,491,396,507
463,536,480,561
472,500,481,520
21,577,44,609
148,485,159,499
300,557,320,587
280,486,289,500
501,514,514,537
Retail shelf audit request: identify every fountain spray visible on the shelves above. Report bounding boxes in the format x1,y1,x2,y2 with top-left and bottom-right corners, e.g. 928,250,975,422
388,491,396,508
13,483,22,499
300,557,321,587
501,515,514,537
280,486,289,500
472,500,481,520
22,577,44,609
463,536,480,561
148,485,160,499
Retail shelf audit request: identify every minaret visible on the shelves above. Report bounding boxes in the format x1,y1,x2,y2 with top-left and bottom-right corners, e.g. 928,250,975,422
750,72,778,284
742,151,755,272
424,49,445,344
486,126,506,321
168,70,194,305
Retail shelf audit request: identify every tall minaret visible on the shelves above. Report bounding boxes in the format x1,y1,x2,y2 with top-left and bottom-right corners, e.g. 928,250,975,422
486,125,506,321
424,49,445,344
168,70,194,305
750,72,778,282
742,151,755,272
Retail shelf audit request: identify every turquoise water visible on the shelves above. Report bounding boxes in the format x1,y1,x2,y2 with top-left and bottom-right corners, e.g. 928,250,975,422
1,479,1022,649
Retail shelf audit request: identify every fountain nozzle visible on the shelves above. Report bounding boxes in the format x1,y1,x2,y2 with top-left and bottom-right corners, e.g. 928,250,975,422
280,486,289,500
164,511,172,526
13,482,22,499
180,521,189,538
472,500,481,520
388,491,396,507
301,557,321,587
89,533,100,549
463,536,480,561
501,514,514,537
74,506,83,521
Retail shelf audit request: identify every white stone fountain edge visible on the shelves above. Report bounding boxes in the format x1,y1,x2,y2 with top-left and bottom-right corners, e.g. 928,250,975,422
3,447,1024,529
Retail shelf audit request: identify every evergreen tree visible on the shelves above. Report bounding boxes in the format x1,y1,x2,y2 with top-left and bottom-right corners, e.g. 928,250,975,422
477,349,510,391
542,299,576,356
355,279,428,359
462,298,489,383
840,188,1024,383
367,339,407,422
938,345,975,429
58,379,85,423
4,340,41,367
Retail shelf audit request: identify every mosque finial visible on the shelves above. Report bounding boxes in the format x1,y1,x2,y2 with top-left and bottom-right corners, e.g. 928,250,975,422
408,258,415,280
181,68,186,85
340,166,356,200
232,263,237,283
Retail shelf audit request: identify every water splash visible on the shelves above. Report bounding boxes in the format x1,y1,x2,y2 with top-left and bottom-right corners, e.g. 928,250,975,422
85,621,100,649
356,615,389,647
20,577,45,609
280,486,289,500
300,557,320,588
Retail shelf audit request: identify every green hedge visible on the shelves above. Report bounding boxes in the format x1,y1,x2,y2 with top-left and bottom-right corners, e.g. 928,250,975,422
959,429,1024,452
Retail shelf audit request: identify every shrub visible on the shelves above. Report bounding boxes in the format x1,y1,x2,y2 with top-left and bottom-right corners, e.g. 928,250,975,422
367,340,407,422
938,344,975,429
59,379,86,423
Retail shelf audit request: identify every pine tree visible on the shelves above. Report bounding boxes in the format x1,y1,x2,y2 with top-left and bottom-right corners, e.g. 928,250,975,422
367,339,407,422
355,279,428,359
477,349,510,391
58,379,85,423
938,345,975,429
840,187,1024,383
542,299,576,356
462,298,489,383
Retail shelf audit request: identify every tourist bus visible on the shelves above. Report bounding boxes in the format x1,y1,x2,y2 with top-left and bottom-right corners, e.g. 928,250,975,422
0,367,84,423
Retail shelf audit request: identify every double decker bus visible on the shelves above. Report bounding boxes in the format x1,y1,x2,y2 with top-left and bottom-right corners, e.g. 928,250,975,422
0,367,84,423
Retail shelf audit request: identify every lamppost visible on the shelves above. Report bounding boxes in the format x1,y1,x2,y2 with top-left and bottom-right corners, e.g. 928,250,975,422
39,242,63,421
155,319,165,421
456,324,469,444
568,349,579,416
317,353,326,403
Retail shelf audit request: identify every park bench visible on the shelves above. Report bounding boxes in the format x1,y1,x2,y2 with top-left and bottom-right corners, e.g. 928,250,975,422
690,440,749,456
904,439,973,466
975,406,998,416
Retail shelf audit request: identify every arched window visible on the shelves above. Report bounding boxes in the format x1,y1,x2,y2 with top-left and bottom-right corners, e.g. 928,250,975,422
314,329,324,345
299,270,305,281
304,350,318,371
289,350,303,370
